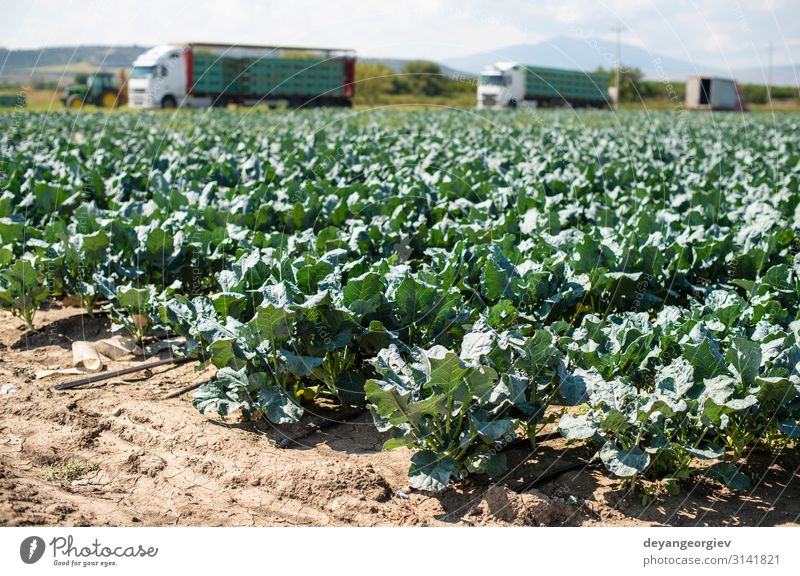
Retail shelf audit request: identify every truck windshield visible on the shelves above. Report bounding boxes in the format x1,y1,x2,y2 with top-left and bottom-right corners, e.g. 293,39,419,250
131,66,156,79
480,75,505,86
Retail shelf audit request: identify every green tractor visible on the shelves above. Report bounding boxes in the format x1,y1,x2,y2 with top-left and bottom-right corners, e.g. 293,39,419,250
62,71,125,109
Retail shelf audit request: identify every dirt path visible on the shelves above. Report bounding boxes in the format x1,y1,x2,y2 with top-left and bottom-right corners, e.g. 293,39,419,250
1,306,797,527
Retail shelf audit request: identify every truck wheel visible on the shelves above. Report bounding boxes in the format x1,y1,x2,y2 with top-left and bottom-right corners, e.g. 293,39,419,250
66,95,83,110
161,95,177,109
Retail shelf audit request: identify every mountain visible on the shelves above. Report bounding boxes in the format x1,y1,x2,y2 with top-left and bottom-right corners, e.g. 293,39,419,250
1,45,146,72
443,35,799,87
0,45,148,83
442,35,718,80
729,65,799,88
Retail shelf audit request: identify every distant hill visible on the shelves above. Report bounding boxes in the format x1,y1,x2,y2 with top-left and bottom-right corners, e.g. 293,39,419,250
442,35,799,87
0,46,147,76
730,65,799,88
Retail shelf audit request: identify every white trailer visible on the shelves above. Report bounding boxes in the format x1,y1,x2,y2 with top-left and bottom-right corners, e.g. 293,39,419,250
685,76,744,111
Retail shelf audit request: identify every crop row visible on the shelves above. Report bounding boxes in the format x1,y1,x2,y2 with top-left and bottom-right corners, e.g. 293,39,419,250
0,110,798,493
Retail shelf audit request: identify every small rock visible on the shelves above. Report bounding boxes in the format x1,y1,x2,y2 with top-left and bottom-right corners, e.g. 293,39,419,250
467,486,568,526
71,479,89,486
0,383,17,395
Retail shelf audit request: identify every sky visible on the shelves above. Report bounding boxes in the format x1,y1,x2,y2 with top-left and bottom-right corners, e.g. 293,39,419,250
0,0,798,69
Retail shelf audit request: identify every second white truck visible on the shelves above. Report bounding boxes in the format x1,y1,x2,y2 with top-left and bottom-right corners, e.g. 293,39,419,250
477,62,610,109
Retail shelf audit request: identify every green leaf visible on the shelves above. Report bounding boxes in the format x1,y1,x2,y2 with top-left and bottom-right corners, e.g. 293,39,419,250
705,463,750,491
192,367,250,417
465,365,499,400
364,379,412,426
343,272,382,317
655,357,695,398
408,450,457,492
210,292,247,318
776,419,800,438
460,330,495,361
559,412,598,440
425,347,469,401
394,275,437,326
725,337,761,387
334,370,367,406
247,302,295,343
683,331,727,380
600,410,630,434
599,441,650,477
481,244,518,301
207,338,248,370
755,376,797,407
470,417,516,443
117,285,153,312
280,349,324,377
683,444,724,460
383,437,413,451
358,320,398,354
405,394,447,424
560,366,604,406
465,452,507,476
257,385,304,424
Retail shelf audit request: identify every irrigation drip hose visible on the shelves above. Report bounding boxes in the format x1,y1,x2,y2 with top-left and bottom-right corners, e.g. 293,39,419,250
513,461,590,494
53,357,191,390
279,407,368,448
506,430,563,449
161,380,206,400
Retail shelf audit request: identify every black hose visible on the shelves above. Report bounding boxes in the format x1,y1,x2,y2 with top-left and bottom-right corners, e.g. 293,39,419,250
278,407,367,448
54,357,190,390
514,461,590,493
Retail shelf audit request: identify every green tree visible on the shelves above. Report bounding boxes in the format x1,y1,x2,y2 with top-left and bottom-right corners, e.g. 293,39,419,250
354,62,394,105
397,60,445,96
618,67,645,102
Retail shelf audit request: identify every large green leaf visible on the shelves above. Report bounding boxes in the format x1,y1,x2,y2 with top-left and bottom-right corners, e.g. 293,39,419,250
559,412,599,440
725,337,761,387
247,302,295,343
408,450,457,492
425,346,469,401
705,462,750,491
257,385,304,424
599,441,650,477
343,272,382,317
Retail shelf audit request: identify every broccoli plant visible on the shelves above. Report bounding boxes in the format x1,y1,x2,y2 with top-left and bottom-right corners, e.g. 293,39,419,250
0,259,49,329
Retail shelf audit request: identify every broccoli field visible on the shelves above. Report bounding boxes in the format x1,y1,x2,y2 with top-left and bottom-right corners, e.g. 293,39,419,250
1,109,799,499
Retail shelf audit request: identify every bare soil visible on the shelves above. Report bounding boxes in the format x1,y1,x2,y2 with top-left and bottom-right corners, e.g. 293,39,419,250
0,305,798,527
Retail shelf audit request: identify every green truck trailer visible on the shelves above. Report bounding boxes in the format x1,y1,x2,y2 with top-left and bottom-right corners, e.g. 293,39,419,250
478,62,610,109
128,43,356,109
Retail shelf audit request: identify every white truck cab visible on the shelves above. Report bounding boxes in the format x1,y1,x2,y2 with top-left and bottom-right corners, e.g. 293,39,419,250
128,44,187,109
477,62,526,109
